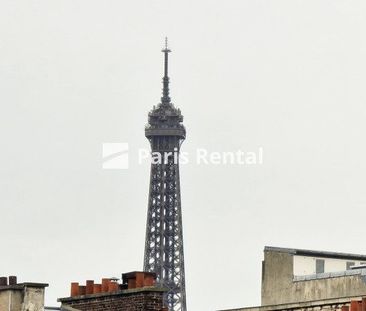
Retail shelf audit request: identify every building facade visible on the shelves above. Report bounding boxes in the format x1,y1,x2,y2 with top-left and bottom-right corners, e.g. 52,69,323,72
221,246,366,311
262,246,366,306
0,276,48,311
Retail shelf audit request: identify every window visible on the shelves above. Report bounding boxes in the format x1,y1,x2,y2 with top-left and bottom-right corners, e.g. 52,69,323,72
346,262,355,270
316,259,325,274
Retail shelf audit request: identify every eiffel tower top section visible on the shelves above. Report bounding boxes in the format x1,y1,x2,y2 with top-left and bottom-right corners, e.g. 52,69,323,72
145,38,186,139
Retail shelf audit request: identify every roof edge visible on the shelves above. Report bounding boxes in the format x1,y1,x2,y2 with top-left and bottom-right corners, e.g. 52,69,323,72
0,282,49,292
58,286,167,303
264,246,366,261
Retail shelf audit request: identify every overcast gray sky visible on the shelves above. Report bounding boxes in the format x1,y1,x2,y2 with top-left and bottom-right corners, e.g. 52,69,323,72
1,1,366,310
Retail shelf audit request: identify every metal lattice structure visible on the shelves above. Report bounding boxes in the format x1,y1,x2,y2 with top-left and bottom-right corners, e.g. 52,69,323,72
143,40,187,311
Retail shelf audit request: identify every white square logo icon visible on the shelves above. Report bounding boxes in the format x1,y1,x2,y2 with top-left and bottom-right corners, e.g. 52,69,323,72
102,143,129,169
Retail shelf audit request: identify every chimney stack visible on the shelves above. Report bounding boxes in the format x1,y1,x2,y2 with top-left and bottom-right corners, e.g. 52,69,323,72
0,276,18,286
86,280,94,295
8,276,17,285
78,285,86,296
0,277,8,286
101,278,110,292
68,273,156,297
108,282,119,292
70,278,120,296
71,283,79,297
93,284,102,294
61,272,165,311
122,272,156,290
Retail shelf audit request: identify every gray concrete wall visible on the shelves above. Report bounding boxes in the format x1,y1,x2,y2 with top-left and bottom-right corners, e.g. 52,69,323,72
0,290,23,311
261,249,293,305
0,287,45,311
22,286,45,311
261,249,366,305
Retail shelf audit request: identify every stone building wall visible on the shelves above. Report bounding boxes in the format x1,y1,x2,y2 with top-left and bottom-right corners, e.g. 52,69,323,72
262,248,366,305
0,276,48,311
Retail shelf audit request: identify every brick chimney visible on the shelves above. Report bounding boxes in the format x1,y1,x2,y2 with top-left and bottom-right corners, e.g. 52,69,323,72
59,271,166,311
122,271,156,289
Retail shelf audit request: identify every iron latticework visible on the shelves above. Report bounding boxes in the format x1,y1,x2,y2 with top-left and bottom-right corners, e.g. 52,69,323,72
143,40,187,311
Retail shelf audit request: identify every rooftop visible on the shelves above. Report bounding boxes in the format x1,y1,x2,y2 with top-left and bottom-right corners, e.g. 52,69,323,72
0,276,48,292
265,246,366,261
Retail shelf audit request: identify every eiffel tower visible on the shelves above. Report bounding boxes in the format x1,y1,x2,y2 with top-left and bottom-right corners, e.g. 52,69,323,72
143,39,187,311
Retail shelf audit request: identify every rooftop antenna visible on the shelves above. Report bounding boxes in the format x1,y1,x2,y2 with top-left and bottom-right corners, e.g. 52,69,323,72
161,37,171,104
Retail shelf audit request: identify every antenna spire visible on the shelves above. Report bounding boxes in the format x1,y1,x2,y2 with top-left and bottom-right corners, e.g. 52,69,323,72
161,37,171,104
165,37,169,50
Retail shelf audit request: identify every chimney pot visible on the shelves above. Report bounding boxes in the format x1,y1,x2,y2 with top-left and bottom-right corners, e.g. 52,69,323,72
8,276,17,285
351,301,360,311
93,284,102,294
79,285,86,296
361,298,366,311
71,283,79,297
0,277,8,286
108,281,119,292
101,278,110,292
122,272,156,289
144,274,155,287
135,272,144,288
86,280,94,295
128,278,136,289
